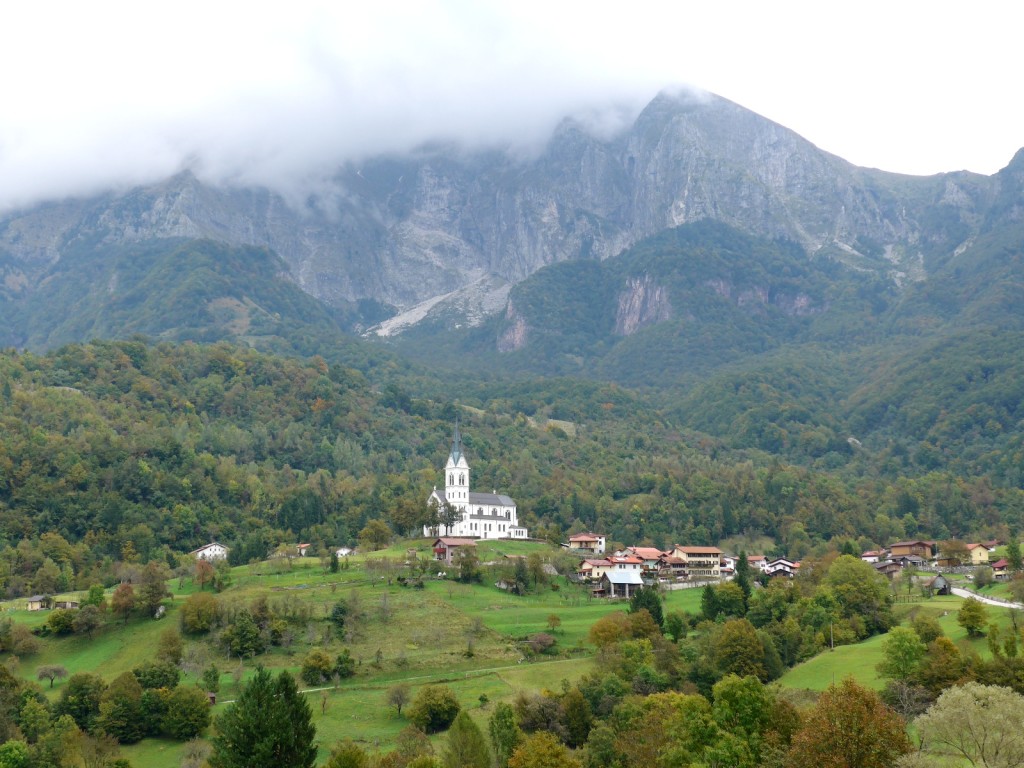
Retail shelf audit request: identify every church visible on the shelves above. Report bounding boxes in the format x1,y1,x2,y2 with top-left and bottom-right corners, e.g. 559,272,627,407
423,421,528,540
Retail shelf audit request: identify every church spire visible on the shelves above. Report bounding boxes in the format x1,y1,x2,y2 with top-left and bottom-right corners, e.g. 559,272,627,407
450,416,462,464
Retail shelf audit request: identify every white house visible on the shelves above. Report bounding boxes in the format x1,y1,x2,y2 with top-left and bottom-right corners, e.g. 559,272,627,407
191,542,229,562
335,547,353,558
766,558,799,578
423,421,528,540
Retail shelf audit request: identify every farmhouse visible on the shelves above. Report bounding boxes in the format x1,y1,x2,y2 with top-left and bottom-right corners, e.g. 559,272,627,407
190,542,229,561
567,533,606,555
432,537,476,565
424,421,528,540
889,540,933,559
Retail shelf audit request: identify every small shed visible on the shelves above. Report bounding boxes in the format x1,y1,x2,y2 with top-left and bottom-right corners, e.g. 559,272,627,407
26,595,47,611
600,570,644,598
925,574,952,596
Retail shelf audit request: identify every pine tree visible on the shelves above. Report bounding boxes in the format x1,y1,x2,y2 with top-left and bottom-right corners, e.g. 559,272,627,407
441,711,490,768
734,551,753,605
210,668,316,768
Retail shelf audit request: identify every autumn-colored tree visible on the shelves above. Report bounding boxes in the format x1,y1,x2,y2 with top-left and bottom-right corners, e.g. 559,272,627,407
787,677,911,768
507,732,581,768
155,626,184,665
588,612,631,650
195,559,215,590
915,636,966,696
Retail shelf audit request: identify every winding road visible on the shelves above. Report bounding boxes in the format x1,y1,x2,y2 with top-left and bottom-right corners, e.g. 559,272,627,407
951,587,1024,609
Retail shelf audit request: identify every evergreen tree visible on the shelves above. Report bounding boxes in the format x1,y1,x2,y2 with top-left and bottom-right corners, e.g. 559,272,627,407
734,551,753,605
628,587,664,628
701,584,720,621
441,711,490,768
489,703,524,768
210,668,316,768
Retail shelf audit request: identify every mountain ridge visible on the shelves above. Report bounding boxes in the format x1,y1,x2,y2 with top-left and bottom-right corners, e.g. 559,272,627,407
1,89,1014,336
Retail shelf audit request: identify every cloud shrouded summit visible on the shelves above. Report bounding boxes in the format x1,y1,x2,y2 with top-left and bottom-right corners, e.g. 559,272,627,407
1,1,1021,213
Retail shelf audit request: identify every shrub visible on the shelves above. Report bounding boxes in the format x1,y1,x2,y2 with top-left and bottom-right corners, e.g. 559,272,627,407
408,685,461,733
180,593,219,634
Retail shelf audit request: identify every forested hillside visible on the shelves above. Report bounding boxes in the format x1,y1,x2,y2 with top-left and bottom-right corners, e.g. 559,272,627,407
1,340,1022,598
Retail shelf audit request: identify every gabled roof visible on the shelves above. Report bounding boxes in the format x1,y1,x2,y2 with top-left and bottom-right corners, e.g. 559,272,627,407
609,555,643,564
628,547,667,560
190,542,227,554
890,540,931,548
675,546,723,555
966,543,987,551
569,533,603,541
746,555,767,562
992,558,1009,569
434,537,476,547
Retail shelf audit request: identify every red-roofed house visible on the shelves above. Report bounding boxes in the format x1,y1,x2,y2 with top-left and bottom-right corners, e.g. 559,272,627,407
577,559,614,582
568,533,607,555
992,558,1010,581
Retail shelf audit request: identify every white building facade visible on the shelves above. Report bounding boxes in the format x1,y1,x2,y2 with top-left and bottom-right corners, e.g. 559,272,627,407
423,422,528,540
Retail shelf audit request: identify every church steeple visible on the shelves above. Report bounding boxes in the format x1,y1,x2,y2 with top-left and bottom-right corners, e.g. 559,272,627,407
450,416,462,465
445,417,469,502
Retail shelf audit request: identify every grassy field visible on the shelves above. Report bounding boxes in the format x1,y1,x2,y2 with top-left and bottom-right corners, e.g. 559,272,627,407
779,593,1018,692
12,545,978,767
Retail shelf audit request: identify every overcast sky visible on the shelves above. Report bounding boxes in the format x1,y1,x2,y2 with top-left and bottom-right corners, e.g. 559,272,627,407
1,1,1020,212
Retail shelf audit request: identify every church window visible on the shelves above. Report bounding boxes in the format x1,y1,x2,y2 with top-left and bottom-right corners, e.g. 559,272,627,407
459,474,464,485
449,474,453,485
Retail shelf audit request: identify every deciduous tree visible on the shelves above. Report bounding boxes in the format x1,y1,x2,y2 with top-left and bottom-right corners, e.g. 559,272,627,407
787,677,911,768
877,626,926,681
958,597,988,637
36,665,68,689
408,685,461,733
915,682,1024,767
386,683,411,716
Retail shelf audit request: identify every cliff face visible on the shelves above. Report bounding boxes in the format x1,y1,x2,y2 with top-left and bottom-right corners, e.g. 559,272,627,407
614,275,672,336
0,90,1000,331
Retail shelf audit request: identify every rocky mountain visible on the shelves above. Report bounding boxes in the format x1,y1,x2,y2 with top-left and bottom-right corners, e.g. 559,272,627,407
1,89,1014,346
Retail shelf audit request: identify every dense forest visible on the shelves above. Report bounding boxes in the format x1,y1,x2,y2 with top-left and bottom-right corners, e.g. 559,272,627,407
1,339,1022,598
